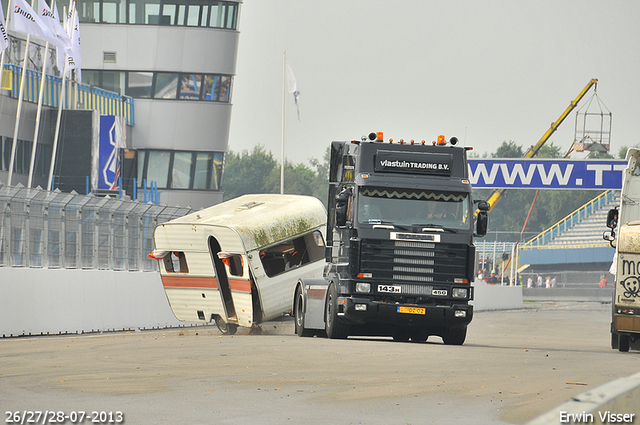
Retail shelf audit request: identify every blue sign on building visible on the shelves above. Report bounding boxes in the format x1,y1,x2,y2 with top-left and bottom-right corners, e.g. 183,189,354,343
468,159,627,189
98,116,125,190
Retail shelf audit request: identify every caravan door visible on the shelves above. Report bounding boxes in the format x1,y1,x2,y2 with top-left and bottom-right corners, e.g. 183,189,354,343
206,227,254,328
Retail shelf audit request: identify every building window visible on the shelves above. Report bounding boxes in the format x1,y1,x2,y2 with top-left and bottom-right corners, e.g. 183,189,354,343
127,71,153,98
193,152,212,189
138,149,224,191
171,152,192,189
85,69,233,102
179,74,202,99
154,72,179,99
146,150,171,187
102,0,127,23
76,0,238,29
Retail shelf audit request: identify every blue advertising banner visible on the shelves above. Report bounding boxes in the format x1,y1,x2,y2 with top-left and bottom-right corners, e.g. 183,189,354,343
98,115,125,190
468,159,627,189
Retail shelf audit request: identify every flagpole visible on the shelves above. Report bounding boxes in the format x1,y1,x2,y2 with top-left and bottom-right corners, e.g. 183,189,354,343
47,1,73,191
7,32,31,186
280,50,286,195
27,40,48,188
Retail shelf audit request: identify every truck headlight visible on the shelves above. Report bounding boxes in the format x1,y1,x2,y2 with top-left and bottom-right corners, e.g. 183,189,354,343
454,310,467,318
355,282,371,293
452,288,468,298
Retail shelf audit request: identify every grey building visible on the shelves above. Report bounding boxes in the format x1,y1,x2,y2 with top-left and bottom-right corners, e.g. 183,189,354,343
78,0,241,209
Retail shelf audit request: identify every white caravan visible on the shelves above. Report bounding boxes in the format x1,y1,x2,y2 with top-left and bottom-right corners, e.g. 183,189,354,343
150,194,327,334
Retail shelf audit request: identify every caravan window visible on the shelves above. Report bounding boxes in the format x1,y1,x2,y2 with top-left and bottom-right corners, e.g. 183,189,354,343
259,230,325,278
163,251,189,273
218,253,244,277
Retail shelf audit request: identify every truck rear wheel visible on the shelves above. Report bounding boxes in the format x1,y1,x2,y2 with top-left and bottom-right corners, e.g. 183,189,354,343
325,283,349,339
294,286,314,337
442,327,466,345
619,334,630,352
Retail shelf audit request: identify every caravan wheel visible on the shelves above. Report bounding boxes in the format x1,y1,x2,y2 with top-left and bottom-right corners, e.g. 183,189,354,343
215,316,238,335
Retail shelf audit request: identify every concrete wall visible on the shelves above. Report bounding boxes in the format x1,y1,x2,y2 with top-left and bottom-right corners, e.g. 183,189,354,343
0,268,195,337
472,279,524,311
523,287,613,302
527,371,640,425
1,270,523,337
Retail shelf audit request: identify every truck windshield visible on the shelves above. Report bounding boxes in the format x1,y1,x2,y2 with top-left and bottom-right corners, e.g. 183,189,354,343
357,187,471,230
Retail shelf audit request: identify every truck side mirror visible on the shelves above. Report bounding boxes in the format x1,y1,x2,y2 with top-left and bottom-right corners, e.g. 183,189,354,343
475,200,490,212
606,208,618,229
476,210,488,237
335,189,351,227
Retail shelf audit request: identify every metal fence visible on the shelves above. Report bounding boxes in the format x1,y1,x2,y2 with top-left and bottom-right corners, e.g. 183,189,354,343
0,184,192,271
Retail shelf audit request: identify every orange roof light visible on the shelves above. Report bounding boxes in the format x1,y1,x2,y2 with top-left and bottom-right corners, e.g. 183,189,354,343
376,132,384,141
437,135,446,145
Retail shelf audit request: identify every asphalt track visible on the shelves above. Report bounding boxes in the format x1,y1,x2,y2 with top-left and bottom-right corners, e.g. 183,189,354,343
1,302,640,425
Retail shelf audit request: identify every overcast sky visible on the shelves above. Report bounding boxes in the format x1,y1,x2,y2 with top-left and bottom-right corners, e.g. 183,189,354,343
227,0,640,165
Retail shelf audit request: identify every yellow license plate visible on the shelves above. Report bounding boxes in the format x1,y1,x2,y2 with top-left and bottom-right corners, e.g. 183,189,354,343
397,306,426,315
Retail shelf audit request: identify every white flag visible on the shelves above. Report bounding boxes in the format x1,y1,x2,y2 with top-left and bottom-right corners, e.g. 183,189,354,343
65,4,81,82
0,2,9,53
38,0,72,54
286,61,300,121
9,0,61,48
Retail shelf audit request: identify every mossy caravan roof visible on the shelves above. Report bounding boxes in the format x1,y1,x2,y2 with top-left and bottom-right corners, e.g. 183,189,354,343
162,194,327,251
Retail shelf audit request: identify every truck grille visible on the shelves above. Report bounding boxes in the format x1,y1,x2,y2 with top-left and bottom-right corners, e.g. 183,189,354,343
360,239,468,286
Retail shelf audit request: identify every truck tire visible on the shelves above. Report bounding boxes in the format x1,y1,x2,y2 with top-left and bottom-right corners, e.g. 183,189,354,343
442,327,466,345
325,283,349,339
619,334,630,352
294,286,314,337
611,332,619,350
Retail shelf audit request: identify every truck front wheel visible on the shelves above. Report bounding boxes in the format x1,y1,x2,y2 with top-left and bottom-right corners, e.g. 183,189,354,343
325,283,349,339
442,327,467,345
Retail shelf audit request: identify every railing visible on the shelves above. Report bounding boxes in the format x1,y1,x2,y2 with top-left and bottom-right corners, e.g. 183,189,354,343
0,184,191,271
520,190,616,250
1,63,135,126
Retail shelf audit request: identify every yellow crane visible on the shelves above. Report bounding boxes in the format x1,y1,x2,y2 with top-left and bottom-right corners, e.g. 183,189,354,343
484,78,598,211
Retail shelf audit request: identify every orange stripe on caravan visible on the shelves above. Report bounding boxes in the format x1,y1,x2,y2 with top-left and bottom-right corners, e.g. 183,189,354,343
161,275,218,289
228,278,251,293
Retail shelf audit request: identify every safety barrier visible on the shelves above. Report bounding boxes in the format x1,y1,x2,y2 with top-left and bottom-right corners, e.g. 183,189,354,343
1,63,135,126
0,183,191,271
526,370,640,425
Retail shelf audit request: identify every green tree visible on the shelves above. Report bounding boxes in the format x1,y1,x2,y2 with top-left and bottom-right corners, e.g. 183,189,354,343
587,150,614,159
618,146,640,159
222,145,330,204
495,141,523,158
222,146,279,201
536,142,562,158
